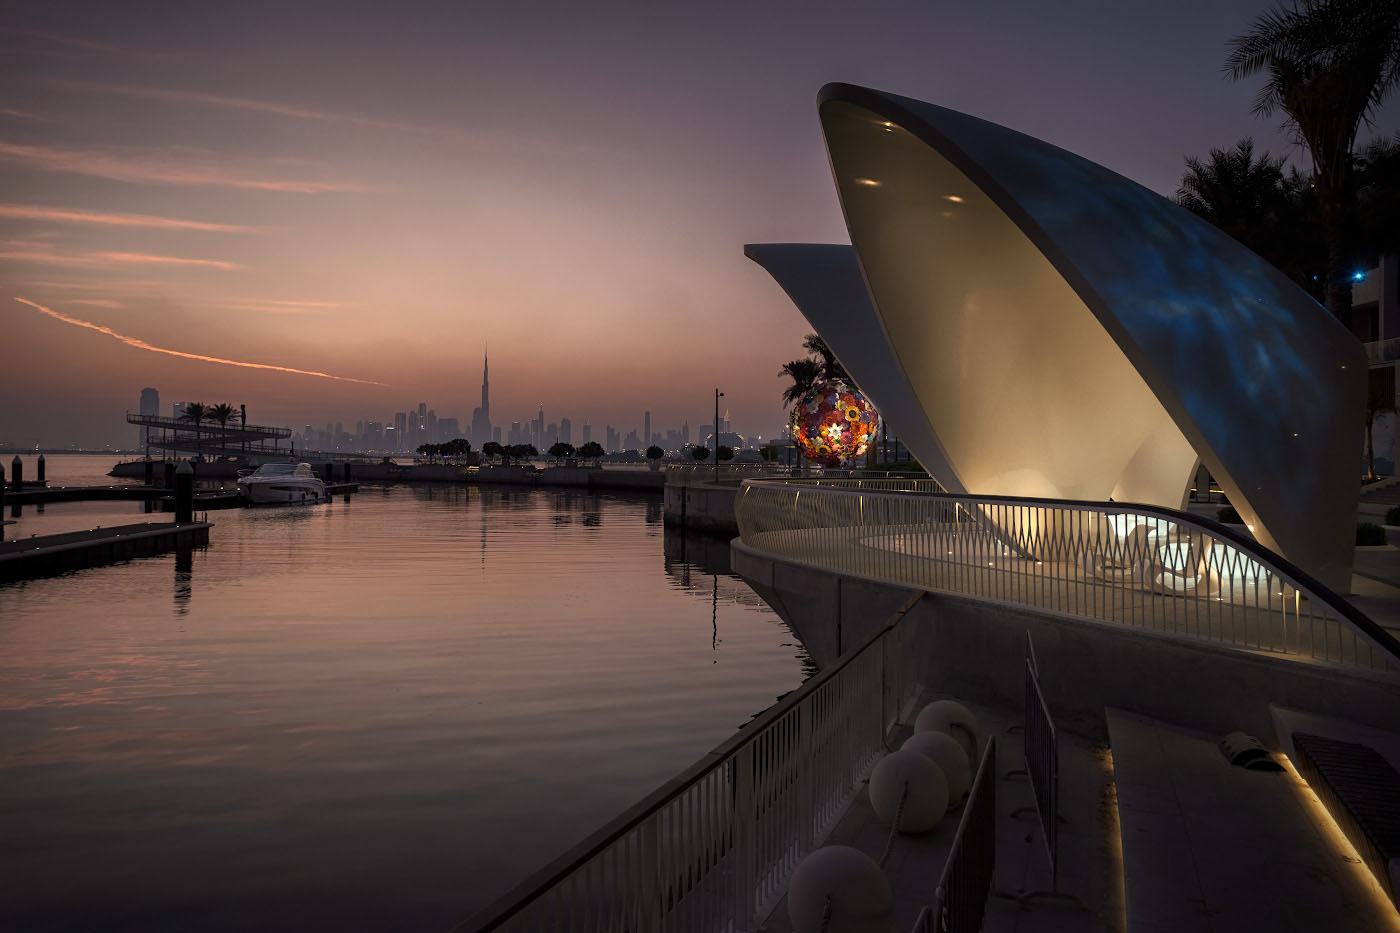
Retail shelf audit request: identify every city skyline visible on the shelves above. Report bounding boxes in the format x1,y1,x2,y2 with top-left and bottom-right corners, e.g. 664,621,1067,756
4,2,1398,449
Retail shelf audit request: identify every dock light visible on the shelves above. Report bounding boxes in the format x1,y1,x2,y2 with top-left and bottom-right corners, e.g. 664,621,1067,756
1352,270,1366,282
943,195,964,203
854,177,880,186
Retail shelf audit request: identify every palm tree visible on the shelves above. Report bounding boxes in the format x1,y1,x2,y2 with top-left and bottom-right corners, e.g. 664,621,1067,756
803,333,848,382
1176,139,1289,244
1226,0,1400,321
779,358,822,405
207,402,239,454
180,402,208,456
1177,140,1322,296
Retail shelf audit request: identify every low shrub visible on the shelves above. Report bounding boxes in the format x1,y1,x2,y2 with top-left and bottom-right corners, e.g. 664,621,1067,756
1217,506,1242,524
1386,506,1400,526
1357,522,1389,546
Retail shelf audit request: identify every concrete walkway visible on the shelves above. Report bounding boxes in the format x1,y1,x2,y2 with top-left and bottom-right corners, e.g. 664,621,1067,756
760,700,1124,933
1106,709,1400,933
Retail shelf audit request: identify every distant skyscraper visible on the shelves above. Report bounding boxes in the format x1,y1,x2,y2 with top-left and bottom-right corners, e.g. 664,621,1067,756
471,349,492,445
582,423,592,445
172,401,187,422
139,387,159,447
606,425,619,453
560,417,572,445
644,411,650,450
394,412,408,450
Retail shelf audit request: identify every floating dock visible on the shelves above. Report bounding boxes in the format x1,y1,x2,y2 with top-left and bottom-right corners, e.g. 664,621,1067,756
0,521,211,583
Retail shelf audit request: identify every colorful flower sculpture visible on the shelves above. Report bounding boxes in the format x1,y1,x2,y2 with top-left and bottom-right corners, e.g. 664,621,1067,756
789,378,879,466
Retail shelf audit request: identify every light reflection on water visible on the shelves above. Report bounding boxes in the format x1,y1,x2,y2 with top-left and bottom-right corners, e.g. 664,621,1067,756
1,458,810,931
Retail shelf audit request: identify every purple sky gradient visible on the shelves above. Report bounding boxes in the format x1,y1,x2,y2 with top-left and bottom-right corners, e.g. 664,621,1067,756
1,1,1394,448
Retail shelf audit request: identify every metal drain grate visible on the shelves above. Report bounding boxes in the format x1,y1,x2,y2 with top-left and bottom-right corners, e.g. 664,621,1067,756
1291,732,1400,907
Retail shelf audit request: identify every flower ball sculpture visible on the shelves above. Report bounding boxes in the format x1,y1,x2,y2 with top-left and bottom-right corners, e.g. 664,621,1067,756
789,379,879,466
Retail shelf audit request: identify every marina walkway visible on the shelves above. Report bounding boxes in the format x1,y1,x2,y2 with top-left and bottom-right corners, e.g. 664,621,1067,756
1107,709,1399,933
760,699,1122,933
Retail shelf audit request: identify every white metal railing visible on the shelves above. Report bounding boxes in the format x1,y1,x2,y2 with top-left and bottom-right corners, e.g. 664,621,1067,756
664,466,937,488
462,595,930,932
735,480,1400,675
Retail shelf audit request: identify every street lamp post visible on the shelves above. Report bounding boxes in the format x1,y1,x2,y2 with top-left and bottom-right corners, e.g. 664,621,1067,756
714,388,724,484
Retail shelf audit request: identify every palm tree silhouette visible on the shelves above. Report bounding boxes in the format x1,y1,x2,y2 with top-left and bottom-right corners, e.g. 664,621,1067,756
181,402,209,457
779,358,822,406
1226,0,1400,320
208,402,240,454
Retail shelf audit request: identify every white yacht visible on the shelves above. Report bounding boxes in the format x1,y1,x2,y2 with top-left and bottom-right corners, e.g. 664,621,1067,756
236,462,327,506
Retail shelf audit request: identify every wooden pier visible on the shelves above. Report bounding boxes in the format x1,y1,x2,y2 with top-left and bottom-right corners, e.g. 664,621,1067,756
0,521,211,583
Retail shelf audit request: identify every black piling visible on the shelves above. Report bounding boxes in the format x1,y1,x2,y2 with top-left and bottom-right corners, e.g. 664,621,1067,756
343,462,353,483
174,461,194,524
144,456,154,486
163,462,176,490
1,463,6,539
10,456,21,492
35,454,45,485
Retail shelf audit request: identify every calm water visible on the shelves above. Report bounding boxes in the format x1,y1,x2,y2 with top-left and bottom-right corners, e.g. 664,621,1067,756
1,455,811,931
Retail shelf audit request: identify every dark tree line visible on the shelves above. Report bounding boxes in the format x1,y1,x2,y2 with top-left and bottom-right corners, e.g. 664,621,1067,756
1179,0,1400,323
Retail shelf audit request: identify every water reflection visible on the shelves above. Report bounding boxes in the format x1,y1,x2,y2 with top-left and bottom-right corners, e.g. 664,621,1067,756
173,544,193,615
0,486,812,931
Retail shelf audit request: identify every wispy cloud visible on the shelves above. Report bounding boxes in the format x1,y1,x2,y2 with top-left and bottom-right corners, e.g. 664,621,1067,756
0,244,240,270
69,298,122,308
94,251,240,270
71,82,457,139
19,278,171,290
212,298,348,314
0,107,49,122
14,297,388,385
58,81,605,157
7,28,145,57
0,141,358,193
0,203,255,232
5,27,185,62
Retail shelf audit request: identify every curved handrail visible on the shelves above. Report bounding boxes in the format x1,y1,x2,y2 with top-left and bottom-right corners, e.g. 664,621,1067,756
736,478,1400,674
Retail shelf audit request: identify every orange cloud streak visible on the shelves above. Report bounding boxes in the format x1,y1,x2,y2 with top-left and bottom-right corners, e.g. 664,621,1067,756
0,246,239,269
0,141,357,193
13,297,388,385
0,203,254,232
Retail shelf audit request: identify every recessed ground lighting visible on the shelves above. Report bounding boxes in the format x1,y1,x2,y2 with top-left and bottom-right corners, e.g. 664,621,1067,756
854,178,881,187
944,195,964,203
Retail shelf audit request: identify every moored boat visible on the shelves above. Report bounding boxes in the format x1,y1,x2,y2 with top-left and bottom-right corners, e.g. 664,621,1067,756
236,462,327,506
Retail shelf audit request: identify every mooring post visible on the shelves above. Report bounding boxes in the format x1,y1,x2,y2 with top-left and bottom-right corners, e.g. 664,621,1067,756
174,461,194,523
11,456,22,492
144,456,154,486
343,462,352,483
35,454,45,485
0,463,6,538
163,462,176,490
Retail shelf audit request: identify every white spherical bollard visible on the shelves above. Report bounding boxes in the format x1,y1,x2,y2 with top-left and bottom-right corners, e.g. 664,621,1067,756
901,730,972,802
915,699,980,762
787,845,893,933
869,749,948,833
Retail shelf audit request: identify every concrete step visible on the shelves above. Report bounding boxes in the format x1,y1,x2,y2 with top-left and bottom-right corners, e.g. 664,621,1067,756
1106,708,1397,932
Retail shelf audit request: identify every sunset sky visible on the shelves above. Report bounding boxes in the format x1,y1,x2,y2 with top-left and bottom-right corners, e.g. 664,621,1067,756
2,1,1392,449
